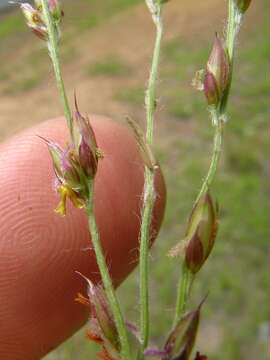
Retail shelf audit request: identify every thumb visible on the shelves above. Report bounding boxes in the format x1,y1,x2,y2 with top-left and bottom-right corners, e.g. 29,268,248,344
0,116,166,360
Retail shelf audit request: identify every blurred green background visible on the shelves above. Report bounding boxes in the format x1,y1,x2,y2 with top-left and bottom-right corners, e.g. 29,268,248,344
1,0,270,359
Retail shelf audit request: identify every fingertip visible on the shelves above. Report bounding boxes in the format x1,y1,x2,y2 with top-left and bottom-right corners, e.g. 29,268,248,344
0,116,166,359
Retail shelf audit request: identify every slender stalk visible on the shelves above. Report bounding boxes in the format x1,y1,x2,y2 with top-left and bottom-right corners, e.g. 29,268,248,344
145,18,163,144
41,2,131,358
139,168,155,350
221,0,242,113
226,0,242,60
173,263,193,327
173,109,221,325
86,182,132,360
197,0,242,203
195,108,223,204
41,0,73,137
140,3,163,350
173,0,244,325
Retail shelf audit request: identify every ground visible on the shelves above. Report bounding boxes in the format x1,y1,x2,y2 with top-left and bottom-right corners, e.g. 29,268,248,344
1,0,270,359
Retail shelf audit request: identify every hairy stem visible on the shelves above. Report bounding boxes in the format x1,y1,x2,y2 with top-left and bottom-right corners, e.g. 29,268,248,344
140,168,156,350
86,182,132,360
140,3,163,350
41,0,73,137
41,2,131,358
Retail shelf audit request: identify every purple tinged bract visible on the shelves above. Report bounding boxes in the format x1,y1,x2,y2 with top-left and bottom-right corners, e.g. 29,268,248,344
74,95,99,178
20,3,48,40
144,300,205,360
204,34,230,106
184,191,219,274
20,0,63,41
40,97,101,216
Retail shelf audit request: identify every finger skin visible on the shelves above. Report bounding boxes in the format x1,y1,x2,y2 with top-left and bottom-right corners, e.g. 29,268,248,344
0,116,166,360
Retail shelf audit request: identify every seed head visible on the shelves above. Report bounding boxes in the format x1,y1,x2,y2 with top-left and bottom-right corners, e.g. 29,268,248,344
184,191,219,274
73,95,100,178
204,34,230,106
19,0,63,41
203,71,219,106
76,274,121,360
40,97,101,216
20,3,48,40
145,299,205,359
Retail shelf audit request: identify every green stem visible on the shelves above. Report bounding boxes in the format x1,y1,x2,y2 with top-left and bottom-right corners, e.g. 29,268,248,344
41,0,73,137
145,18,163,145
41,2,131,357
173,0,244,327
174,110,222,326
197,0,242,201
221,0,242,113
226,0,242,61
173,264,193,327
86,182,132,360
195,108,223,203
140,4,163,351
